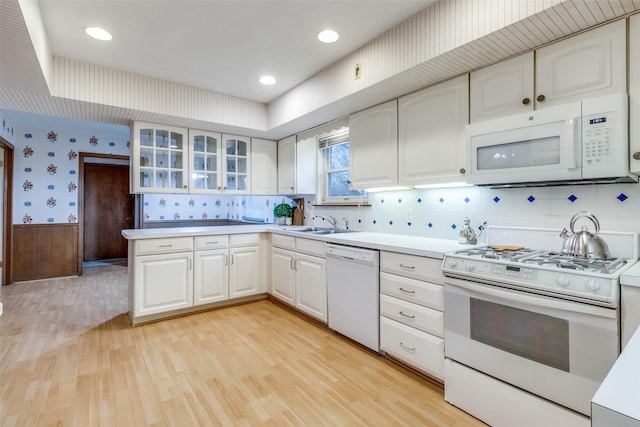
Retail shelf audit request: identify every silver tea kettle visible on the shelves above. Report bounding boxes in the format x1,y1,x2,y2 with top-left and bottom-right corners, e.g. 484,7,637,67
559,211,610,259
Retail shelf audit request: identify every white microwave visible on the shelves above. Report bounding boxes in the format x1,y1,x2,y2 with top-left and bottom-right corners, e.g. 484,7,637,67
466,93,637,186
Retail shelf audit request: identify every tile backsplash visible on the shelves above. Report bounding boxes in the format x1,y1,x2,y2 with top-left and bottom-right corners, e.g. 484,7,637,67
307,183,640,242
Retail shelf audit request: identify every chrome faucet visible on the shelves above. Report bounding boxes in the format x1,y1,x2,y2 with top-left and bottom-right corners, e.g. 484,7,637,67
313,215,338,228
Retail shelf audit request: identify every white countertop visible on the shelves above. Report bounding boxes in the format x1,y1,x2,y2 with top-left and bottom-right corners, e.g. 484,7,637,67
592,325,640,422
121,225,475,258
621,261,640,287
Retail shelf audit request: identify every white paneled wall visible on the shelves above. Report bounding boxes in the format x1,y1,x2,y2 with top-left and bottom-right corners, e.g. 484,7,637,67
51,57,268,131
268,0,638,129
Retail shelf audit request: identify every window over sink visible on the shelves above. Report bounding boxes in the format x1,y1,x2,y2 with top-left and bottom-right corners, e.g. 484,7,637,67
319,128,367,204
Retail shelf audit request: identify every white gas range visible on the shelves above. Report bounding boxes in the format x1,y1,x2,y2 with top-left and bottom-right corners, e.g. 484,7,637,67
442,226,638,427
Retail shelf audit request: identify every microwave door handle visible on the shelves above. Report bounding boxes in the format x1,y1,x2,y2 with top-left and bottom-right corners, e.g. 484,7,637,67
444,278,615,318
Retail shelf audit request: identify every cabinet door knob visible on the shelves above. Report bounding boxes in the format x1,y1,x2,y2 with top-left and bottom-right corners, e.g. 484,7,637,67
522,97,530,105
459,168,466,174
633,152,640,160
536,94,546,102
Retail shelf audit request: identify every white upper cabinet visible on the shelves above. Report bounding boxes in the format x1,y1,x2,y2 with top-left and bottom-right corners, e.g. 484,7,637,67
277,136,296,194
470,53,534,123
188,129,222,193
132,122,189,193
222,134,251,194
251,138,277,195
398,74,469,186
630,13,640,174
349,100,398,190
295,136,317,194
470,19,626,123
277,135,317,195
536,19,626,108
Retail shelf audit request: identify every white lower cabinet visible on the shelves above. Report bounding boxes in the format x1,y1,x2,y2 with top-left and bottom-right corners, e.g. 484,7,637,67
130,233,265,324
135,251,193,317
379,251,445,380
271,235,327,322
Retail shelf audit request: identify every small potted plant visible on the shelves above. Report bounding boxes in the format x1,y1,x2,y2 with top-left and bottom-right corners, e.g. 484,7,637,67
273,203,293,225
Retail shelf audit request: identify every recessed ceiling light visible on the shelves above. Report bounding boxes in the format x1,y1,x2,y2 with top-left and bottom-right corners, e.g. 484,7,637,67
259,75,276,85
317,29,339,43
85,27,113,41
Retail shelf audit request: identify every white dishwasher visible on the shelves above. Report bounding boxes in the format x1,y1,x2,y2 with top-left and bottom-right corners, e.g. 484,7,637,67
326,244,380,352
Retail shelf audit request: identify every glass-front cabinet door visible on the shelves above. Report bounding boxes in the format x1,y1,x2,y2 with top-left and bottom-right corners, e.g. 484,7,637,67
132,122,188,193
222,134,251,194
188,130,222,193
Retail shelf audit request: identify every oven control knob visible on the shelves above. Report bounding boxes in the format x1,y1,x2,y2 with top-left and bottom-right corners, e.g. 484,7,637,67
465,262,475,271
448,259,458,268
585,280,600,292
556,276,570,287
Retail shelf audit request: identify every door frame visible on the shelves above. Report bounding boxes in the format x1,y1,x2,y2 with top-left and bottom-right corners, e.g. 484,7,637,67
0,137,13,285
78,153,134,275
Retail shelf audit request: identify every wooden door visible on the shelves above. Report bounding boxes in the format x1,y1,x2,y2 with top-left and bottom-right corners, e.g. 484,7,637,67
83,163,133,261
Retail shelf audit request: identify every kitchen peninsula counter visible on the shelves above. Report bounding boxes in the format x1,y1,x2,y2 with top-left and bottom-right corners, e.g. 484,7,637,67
122,225,473,258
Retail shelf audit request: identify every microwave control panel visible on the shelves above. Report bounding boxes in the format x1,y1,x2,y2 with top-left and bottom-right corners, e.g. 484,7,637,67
583,112,614,167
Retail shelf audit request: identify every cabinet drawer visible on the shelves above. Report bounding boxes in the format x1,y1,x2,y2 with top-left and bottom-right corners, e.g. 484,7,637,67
295,238,326,258
230,233,261,247
272,233,296,250
380,294,443,337
135,237,193,256
380,272,443,311
380,251,442,283
380,316,444,380
194,234,229,250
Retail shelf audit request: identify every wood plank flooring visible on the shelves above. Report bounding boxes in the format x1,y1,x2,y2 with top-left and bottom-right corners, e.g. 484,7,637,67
0,265,485,426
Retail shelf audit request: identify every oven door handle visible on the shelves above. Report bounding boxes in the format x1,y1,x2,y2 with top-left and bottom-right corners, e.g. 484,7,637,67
444,277,616,319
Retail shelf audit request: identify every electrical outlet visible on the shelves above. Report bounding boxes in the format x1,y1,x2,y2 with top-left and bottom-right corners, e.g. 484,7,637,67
355,64,361,79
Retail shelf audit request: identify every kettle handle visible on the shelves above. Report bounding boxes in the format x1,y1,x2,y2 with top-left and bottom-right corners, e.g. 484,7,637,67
569,211,600,234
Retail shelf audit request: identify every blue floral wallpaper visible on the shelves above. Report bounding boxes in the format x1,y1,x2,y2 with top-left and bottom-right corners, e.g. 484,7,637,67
11,112,130,224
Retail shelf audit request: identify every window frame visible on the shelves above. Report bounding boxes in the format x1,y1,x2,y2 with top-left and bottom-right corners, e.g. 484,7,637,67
318,130,367,205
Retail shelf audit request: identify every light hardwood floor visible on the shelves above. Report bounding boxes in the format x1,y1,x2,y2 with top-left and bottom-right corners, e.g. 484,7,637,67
0,264,485,426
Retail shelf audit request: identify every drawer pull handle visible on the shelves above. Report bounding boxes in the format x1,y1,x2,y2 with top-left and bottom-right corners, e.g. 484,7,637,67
399,264,415,270
159,244,173,248
399,287,415,294
399,342,416,352
206,241,219,245
399,311,415,319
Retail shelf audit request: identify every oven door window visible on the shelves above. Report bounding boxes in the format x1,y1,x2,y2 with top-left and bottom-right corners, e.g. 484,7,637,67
470,298,570,372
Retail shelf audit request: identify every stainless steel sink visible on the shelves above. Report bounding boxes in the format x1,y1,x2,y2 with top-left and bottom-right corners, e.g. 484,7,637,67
281,226,356,234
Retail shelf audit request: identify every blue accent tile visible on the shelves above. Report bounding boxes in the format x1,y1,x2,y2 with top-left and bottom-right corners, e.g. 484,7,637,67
428,222,433,228
25,168,32,173
159,216,165,219
464,197,470,203
397,198,402,203
358,219,362,223
203,203,207,206
215,214,220,218
144,202,149,206
439,197,444,203
493,196,500,203
617,193,628,202
451,224,457,230
175,202,180,206
24,201,31,206
407,222,412,227
109,142,115,147
528,195,535,203
568,194,577,202
373,219,377,224
69,202,76,206
47,218,54,223
380,199,385,204
389,221,393,225
417,198,422,203
70,170,76,175
69,138,76,143
25,133,32,138
47,152,55,157
47,185,54,190
188,215,194,219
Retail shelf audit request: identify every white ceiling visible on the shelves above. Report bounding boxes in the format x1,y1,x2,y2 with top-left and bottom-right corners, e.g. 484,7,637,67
38,0,435,104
